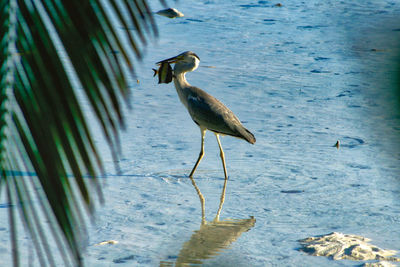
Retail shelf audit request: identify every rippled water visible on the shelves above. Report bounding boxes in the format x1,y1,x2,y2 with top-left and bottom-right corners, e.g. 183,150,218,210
1,0,400,266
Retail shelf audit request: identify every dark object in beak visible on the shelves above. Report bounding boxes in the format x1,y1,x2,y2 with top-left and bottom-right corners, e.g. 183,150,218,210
152,61,173,84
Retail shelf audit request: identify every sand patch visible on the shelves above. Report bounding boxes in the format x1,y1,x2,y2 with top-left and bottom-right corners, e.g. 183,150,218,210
299,232,399,265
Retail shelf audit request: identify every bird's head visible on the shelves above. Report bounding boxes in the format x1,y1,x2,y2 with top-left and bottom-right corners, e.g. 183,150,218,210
157,51,200,74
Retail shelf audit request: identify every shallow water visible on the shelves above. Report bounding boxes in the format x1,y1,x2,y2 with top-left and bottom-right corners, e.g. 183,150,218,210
1,0,400,266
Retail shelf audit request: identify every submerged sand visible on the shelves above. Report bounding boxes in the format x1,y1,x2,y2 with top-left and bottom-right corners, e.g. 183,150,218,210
299,232,400,266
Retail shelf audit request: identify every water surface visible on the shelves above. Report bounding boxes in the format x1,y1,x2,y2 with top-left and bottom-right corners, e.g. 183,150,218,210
1,0,400,266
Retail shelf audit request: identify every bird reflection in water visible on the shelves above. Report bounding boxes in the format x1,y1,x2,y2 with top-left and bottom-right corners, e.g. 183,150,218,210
160,177,256,266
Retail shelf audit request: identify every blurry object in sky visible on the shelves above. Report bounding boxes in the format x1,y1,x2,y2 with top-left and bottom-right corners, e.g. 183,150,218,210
153,61,173,84
156,8,184,18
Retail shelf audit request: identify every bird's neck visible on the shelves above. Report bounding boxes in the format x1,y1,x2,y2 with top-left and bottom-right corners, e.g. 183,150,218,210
174,72,189,87
173,72,190,108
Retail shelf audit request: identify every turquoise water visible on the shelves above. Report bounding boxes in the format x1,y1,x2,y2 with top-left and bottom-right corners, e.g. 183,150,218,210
1,0,400,266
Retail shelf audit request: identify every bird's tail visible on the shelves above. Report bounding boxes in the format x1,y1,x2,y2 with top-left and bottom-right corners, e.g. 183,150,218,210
239,127,256,144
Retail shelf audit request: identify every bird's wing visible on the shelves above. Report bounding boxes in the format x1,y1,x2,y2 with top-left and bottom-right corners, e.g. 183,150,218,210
186,87,243,137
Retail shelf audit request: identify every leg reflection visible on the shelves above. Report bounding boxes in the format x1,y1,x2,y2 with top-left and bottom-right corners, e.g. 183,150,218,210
214,176,228,222
189,176,206,224
189,176,228,223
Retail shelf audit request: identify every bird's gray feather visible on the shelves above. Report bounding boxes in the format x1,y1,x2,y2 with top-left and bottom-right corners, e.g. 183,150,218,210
186,86,255,143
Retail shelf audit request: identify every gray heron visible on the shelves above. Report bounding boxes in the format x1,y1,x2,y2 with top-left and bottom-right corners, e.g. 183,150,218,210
157,51,255,179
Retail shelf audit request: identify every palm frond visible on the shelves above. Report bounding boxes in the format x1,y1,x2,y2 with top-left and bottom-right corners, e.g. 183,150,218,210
0,0,158,266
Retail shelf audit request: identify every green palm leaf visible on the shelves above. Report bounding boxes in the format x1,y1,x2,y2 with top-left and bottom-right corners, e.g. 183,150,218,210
0,0,159,265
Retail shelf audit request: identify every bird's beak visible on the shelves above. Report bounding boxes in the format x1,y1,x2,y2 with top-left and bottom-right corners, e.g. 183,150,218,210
156,55,183,65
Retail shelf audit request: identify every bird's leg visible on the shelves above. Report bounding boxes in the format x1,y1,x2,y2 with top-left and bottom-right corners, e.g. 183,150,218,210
215,134,228,180
189,127,206,178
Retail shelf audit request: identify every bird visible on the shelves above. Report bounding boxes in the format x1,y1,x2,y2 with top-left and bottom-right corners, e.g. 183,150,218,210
156,51,255,179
